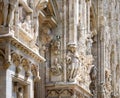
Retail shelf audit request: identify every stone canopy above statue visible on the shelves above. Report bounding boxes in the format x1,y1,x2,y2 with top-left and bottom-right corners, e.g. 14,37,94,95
37,0,59,29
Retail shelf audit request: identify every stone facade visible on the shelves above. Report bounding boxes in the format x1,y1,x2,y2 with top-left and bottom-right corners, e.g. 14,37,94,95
0,0,120,98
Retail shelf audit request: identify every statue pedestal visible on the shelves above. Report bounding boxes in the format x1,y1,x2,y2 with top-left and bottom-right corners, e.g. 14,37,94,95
46,82,93,98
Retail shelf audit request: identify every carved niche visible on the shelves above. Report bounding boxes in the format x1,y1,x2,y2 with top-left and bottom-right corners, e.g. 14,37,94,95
50,35,62,77
11,51,40,81
12,81,29,98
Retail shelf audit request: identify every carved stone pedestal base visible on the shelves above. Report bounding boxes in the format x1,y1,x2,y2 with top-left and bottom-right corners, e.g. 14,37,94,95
46,82,93,98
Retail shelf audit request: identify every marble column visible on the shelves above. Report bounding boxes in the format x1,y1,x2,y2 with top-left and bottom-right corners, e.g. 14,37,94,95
97,0,105,98
68,0,78,45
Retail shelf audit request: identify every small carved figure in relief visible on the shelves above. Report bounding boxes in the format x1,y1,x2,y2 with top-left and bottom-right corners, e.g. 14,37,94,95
89,81,95,94
105,70,112,97
66,43,80,81
51,58,62,76
89,65,97,94
51,36,61,55
17,87,23,98
86,36,93,55
89,65,97,81
22,15,32,33
3,0,17,27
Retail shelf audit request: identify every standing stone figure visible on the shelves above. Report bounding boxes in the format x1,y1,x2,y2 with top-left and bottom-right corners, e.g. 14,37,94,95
17,87,23,98
66,44,80,81
3,0,17,27
89,65,97,94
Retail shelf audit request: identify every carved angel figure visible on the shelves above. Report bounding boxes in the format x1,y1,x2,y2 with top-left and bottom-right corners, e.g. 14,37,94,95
17,87,23,98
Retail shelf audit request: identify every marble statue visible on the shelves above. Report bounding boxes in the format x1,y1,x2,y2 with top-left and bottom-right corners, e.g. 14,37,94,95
17,87,23,98
22,15,32,33
3,0,17,27
66,44,80,81
86,36,93,55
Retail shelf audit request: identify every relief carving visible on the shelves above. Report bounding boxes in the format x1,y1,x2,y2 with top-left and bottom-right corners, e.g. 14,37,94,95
105,70,112,98
86,35,93,55
50,58,62,76
51,35,61,55
21,15,32,33
66,43,80,81
89,65,97,94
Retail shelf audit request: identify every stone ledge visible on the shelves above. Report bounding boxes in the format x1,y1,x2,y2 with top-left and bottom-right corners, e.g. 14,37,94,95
0,34,46,63
45,82,93,97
